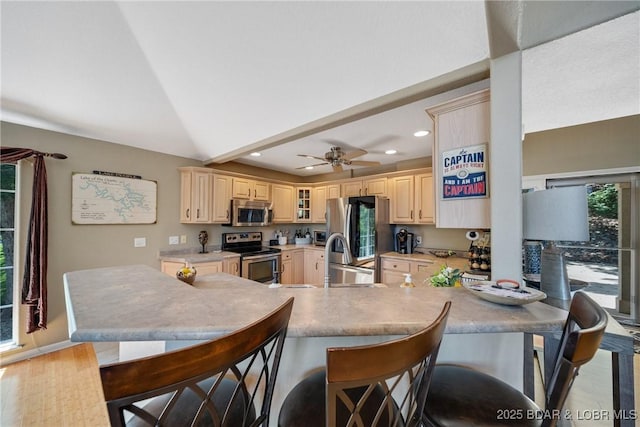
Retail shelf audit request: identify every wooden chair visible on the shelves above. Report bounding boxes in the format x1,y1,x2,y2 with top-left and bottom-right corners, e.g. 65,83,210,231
99,297,294,427
278,301,451,427
423,291,607,427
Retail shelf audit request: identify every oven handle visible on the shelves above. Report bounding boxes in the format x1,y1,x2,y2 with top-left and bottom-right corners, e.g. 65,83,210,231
241,253,281,262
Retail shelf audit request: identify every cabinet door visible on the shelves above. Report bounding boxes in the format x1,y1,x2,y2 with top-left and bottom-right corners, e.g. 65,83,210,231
327,184,341,199
415,173,435,224
311,186,327,223
272,184,295,223
280,252,293,284
196,262,222,275
223,257,240,276
232,177,252,199
292,250,305,284
304,250,325,285
428,90,490,228
212,174,232,223
341,180,362,197
296,187,312,222
253,181,270,201
161,261,184,276
192,171,212,223
180,171,193,223
364,177,387,196
390,176,415,224
382,270,407,287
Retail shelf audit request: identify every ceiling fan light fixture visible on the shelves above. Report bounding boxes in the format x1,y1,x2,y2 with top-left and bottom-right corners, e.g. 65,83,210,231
305,166,314,170
413,130,430,137
385,149,397,155
250,152,261,157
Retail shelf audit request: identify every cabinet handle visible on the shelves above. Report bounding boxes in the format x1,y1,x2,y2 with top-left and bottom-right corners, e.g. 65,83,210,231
248,189,251,197
315,262,318,270
226,209,229,219
410,210,414,220
364,188,368,195
196,209,200,219
419,210,422,219
282,264,285,273
254,189,257,198
186,208,190,219
235,263,239,273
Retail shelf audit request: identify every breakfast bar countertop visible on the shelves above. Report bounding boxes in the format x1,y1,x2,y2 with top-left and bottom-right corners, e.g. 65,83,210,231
63,264,567,343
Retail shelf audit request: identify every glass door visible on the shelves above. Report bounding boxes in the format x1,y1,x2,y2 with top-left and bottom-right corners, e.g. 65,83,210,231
548,173,639,324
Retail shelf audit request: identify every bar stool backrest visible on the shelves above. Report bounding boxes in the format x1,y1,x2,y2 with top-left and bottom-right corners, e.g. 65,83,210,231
326,301,451,427
99,297,294,427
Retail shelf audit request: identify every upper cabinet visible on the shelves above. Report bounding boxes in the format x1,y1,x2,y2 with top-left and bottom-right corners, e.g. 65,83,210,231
179,167,212,223
427,89,490,229
295,187,312,222
272,183,295,223
341,177,387,197
389,172,434,225
211,174,233,223
232,177,270,201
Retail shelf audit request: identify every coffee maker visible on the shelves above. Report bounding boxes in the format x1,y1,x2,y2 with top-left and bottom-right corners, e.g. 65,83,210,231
395,228,414,254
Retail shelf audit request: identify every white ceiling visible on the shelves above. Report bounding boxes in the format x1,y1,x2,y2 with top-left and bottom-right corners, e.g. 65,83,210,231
2,1,638,176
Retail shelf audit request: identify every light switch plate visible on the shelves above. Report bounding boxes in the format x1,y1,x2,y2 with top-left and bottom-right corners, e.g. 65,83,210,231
180,235,187,244
169,236,179,245
134,237,146,247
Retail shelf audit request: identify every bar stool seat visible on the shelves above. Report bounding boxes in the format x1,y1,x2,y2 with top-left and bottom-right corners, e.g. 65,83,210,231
279,301,451,427
423,292,607,427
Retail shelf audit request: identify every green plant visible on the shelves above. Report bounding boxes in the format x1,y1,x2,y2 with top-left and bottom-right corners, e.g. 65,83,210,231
430,265,462,287
588,184,617,219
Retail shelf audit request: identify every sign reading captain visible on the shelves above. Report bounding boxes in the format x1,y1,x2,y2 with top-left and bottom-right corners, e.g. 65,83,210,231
441,143,488,199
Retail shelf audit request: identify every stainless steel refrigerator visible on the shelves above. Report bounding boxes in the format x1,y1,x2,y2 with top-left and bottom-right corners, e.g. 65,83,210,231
326,196,393,284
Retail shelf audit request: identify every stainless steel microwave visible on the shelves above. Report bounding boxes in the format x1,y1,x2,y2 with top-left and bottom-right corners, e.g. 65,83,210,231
229,199,273,226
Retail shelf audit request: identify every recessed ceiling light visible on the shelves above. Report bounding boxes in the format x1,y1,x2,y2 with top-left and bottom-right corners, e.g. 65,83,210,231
250,152,261,157
305,166,314,170
385,149,397,155
413,130,430,137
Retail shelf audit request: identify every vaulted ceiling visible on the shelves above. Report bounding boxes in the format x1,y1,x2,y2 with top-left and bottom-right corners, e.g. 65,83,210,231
2,1,638,176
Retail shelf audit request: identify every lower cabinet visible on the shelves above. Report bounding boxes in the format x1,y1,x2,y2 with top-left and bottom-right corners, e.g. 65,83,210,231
304,249,325,286
161,257,240,278
280,250,304,284
381,255,468,286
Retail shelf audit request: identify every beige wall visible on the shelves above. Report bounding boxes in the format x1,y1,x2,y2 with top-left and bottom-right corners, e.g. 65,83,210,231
1,122,208,359
523,115,640,176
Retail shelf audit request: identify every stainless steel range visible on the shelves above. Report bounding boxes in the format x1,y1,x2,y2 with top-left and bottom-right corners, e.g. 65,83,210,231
221,232,281,284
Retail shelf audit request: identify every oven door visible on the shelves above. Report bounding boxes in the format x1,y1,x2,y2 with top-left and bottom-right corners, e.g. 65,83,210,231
241,254,281,284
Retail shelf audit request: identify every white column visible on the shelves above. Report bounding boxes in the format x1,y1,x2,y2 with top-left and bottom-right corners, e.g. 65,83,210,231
490,52,523,280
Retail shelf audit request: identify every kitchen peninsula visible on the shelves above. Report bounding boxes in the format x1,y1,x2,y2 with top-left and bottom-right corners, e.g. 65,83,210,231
65,264,569,423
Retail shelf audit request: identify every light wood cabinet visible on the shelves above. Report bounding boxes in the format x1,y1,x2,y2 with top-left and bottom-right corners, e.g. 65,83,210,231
341,177,387,197
280,250,304,284
232,177,270,201
211,174,232,223
311,186,327,223
161,260,222,277
223,256,240,276
179,168,212,223
380,255,468,286
427,89,490,228
389,173,435,224
272,183,295,223
327,184,341,199
304,248,325,286
295,187,312,222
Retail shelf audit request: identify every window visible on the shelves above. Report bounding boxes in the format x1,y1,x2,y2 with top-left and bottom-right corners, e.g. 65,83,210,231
0,163,16,344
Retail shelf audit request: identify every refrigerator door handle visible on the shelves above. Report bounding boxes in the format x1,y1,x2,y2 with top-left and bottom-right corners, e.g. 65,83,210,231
345,203,353,262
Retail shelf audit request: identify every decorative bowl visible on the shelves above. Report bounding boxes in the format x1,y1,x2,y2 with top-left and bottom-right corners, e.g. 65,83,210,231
176,266,197,285
430,250,456,258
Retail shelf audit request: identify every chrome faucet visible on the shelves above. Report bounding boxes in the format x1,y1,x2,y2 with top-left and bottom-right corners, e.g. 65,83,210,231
324,232,353,288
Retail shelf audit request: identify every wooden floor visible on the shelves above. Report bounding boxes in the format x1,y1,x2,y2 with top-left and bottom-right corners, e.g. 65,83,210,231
1,343,639,426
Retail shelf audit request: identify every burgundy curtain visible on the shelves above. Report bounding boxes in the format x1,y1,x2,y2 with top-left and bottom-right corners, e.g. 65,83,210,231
1,147,49,333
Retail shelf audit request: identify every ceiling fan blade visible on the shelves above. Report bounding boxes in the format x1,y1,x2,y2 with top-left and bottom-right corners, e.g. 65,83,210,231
349,160,381,167
295,162,328,170
342,148,367,160
332,164,344,173
297,154,326,162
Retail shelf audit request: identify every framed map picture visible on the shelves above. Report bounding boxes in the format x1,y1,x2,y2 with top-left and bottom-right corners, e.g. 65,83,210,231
72,173,157,224
441,143,488,200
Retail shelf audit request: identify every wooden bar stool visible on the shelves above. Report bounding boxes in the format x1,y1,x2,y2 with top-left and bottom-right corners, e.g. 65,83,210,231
422,291,607,427
99,297,294,427
278,301,451,427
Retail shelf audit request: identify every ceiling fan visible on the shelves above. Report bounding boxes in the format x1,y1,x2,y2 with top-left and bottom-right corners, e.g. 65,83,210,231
296,146,380,172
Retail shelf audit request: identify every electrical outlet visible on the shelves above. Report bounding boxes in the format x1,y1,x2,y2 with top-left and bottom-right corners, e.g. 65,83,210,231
415,235,423,245
180,235,187,244
169,236,179,245
134,237,146,247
